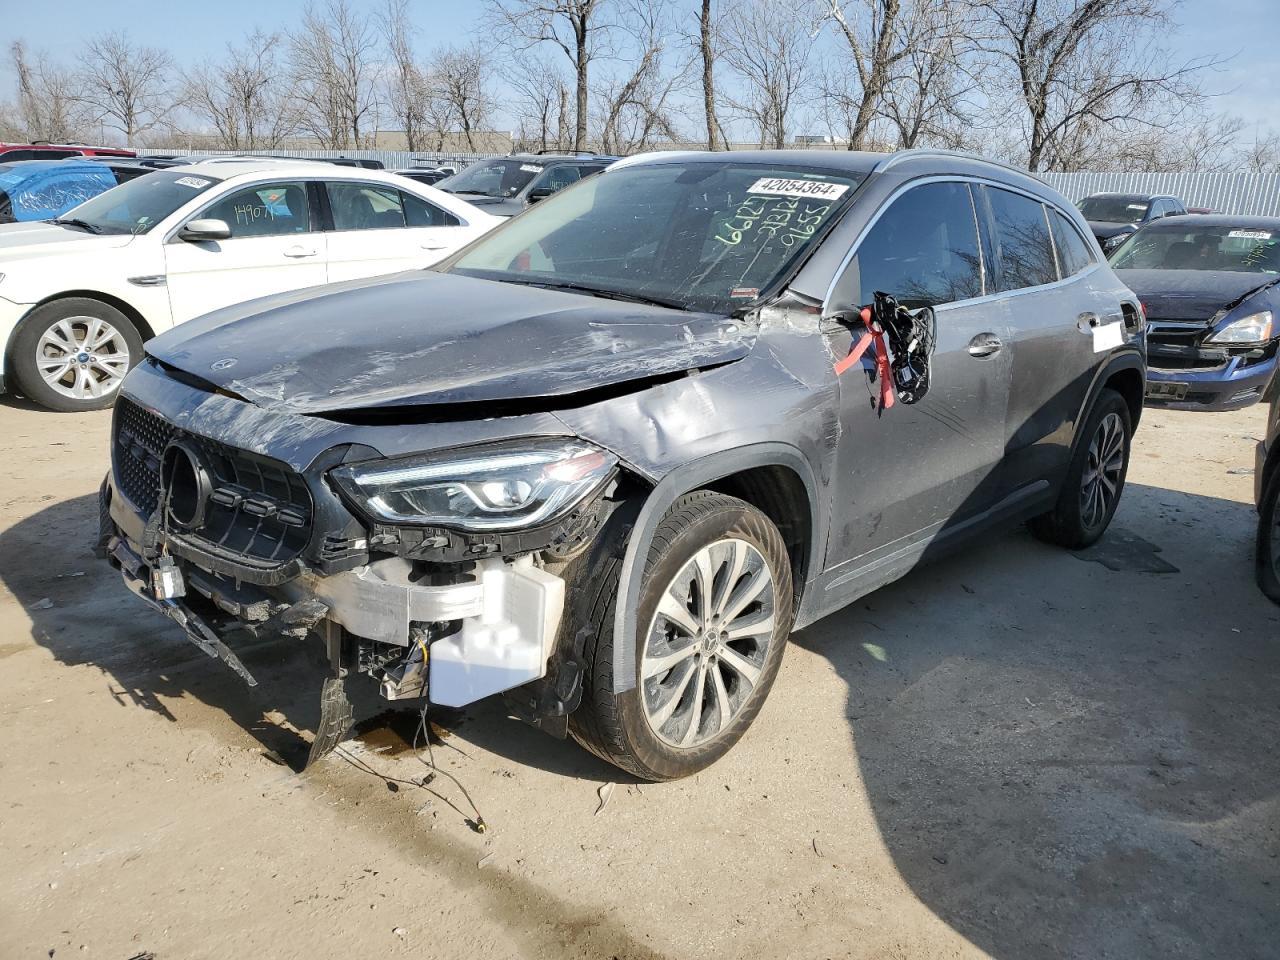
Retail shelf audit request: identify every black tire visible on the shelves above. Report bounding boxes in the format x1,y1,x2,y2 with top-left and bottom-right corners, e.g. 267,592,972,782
1256,466,1280,605
1030,387,1132,549
570,490,794,781
10,298,143,412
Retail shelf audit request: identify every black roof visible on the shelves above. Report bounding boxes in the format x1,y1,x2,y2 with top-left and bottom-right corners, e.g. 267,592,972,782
1141,213,1280,229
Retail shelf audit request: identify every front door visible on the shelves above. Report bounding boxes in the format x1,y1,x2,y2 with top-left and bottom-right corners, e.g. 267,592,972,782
824,179,1013,570
164,180,325,323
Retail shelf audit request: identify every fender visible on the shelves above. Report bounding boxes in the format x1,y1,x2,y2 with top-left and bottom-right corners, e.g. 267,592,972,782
610,442,822,694
1069,346,1146,456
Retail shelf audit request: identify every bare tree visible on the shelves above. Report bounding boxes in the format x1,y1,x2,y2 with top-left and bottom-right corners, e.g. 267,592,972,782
698,0,726,150
289,0,380,149
488,0,616,151
879,2,976,148
77,32,175,144
431,45,493,152
720,0,815,149
510,56,565,150
11,41,90,143
820,0,908,150
186,31,299,150
976,0,1212,172
379,0,430,150
594,0,688,153
1243,129,1280,175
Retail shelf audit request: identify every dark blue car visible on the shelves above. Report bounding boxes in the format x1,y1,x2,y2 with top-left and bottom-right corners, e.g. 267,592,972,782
0,158,146,224
1112,215,1279,411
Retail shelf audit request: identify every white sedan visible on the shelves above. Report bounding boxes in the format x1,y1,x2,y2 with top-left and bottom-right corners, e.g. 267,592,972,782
0,158,501,411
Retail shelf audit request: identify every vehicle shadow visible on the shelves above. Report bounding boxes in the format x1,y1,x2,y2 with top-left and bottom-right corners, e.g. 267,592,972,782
790,480,1280,959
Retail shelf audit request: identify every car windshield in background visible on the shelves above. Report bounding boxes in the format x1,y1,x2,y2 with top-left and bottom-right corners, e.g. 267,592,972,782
1111,223,1280,273
445,162,862,315
52,170,222,235
438,158,544,198
1079,196,1149,223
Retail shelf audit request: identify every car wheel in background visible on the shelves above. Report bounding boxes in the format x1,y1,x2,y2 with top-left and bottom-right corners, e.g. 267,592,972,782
570,491,794,781
1030,387,1132,550
10,298,143,412
1256,468,1280,605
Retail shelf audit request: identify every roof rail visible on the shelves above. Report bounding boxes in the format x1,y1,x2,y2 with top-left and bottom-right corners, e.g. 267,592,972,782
872,148,1031,178
532,148,598,156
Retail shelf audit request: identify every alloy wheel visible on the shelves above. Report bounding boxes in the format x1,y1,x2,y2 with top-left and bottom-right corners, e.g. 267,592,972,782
1080,411,1125,530
640,537,777,748
36,316,131,401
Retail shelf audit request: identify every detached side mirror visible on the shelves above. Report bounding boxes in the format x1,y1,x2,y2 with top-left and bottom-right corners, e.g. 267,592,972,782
178,218,231,242
527,186,554,203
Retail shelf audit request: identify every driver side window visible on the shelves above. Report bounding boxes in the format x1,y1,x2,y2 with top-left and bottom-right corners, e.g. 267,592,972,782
839,181,984,310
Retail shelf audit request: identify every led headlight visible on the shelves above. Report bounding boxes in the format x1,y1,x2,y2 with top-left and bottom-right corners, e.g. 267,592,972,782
1207,310,1273,345
330,438,618,531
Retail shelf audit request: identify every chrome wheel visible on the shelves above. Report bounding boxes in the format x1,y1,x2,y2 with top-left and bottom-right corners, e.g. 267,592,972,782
1080,411,1125,530
640,537,777,748
35,316,131,401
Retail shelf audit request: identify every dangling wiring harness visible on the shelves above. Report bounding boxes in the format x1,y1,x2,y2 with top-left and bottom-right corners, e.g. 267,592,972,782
833,291,937,408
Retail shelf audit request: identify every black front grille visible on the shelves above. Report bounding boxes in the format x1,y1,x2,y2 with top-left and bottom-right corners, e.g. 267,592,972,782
113,398,313,568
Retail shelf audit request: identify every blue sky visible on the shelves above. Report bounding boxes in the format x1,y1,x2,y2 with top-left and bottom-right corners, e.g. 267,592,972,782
5,0,1275,137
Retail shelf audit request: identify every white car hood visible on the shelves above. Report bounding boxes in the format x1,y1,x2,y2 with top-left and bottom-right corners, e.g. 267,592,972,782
0,221,135,261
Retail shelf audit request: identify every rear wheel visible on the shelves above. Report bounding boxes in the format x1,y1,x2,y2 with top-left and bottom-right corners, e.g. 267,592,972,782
10,298,142,412
1030,388,1132,549
1256,467,1280,605
570,491,794,781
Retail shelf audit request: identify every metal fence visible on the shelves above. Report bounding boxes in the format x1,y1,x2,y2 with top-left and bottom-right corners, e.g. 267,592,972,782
1040,171,1280,217
150,147,1280,217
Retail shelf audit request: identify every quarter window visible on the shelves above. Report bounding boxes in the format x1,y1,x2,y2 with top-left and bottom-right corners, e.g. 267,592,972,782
1049,210,1096,278
402,190,459,227
845,181,984,309
201,182,311,238
987,187,1058,290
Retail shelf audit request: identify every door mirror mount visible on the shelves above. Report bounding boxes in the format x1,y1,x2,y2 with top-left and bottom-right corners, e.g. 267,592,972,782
527,186,554,203
178,218,232,242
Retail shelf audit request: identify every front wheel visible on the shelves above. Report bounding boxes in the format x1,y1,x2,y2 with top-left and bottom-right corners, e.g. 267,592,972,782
1256,467,1280,605
570,491,794,781
1030,387,1132,549
10,298,143,412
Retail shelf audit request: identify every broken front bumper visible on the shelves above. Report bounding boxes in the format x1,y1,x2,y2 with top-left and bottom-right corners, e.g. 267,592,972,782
1145,340,1277,412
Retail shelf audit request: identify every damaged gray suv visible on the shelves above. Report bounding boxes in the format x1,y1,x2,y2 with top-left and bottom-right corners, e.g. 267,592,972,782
101,150,1146,780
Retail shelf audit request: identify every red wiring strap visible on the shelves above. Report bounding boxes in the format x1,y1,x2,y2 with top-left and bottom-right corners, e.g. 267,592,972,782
832,307,895,410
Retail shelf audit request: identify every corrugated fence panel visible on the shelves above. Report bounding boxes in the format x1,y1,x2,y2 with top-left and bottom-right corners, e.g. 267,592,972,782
1040,171,1280,217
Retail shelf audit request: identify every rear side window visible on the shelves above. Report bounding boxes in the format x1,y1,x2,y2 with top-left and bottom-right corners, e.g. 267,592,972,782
202,182,311,237
987,187,1058,290
846,181,984,309
327,182,408,230
533,164,585,194
402,191,459,227
1049,210,1095,278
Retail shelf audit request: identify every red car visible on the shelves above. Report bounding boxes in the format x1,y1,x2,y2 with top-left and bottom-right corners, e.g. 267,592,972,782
0,143,135,162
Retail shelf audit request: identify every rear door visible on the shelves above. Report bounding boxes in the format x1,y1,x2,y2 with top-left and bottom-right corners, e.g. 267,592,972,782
164,179,325,323
825,179,1013,567
322,180,463,282
980,185,1120,495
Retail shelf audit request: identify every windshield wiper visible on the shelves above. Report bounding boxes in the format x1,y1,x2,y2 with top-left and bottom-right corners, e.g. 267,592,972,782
50,217,102,234
510,279,690,312
450,189,494,196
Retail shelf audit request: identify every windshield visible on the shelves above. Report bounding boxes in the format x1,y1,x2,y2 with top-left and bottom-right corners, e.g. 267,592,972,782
1079,196,1149,224
443,161,862,316
438,158,544,198
55,170,222,235
1111,223,1280,273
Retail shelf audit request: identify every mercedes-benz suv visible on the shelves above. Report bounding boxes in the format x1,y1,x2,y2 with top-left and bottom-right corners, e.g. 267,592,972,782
100,150,1146,781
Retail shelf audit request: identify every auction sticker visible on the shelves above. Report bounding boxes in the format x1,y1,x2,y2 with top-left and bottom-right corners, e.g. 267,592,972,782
1228,229,1272,240
175,176,211,189
519,164,543,173
748,177,848,200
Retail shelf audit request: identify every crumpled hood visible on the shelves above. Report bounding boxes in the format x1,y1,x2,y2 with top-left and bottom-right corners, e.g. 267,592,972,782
1115,269,1278,321
1088,220,1136,241
147,271,753,415
0,221,134,260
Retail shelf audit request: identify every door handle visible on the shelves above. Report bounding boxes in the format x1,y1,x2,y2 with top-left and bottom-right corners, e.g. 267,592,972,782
967,332,1003,358
420,242,448,251
283,245,318,258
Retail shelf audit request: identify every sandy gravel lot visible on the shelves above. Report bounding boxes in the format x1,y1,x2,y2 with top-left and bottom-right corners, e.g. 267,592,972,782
0,397,1277,960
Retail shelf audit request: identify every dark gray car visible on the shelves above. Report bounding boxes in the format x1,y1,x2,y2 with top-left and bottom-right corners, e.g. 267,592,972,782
100,149,1146,780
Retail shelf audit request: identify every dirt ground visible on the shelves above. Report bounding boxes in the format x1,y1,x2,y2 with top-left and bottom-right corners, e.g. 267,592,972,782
0,395,1277,960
